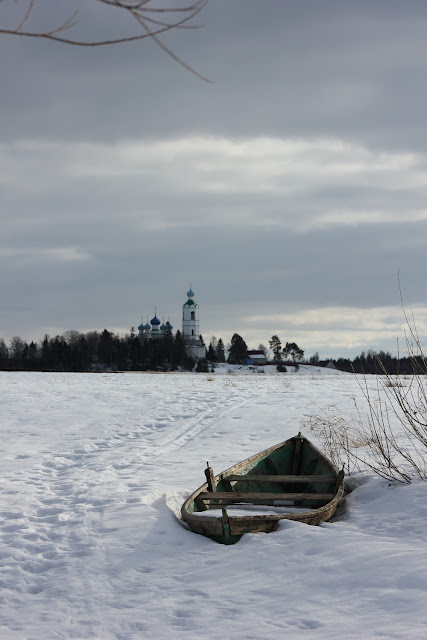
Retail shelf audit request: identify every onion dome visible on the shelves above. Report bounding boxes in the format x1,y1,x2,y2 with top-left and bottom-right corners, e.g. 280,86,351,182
165,321,173,331
160,323,166,331
143,322,151,331
150,315,161,326
187,288,195,298
138,323,145,331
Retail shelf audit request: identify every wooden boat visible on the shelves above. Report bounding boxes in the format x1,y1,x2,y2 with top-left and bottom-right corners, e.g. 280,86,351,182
181,433,345,544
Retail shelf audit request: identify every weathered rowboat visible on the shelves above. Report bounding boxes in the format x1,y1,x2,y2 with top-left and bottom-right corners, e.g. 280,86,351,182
181,432,345,544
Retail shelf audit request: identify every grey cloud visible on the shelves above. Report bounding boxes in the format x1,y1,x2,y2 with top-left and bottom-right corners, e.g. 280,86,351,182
1,221,425,339
2,0,427,356
1,1,427,149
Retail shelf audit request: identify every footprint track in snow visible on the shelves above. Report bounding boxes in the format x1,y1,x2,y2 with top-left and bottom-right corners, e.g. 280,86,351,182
139,386,257,460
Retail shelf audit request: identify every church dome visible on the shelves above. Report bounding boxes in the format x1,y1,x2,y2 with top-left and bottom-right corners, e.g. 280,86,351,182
187,288,195,298
150,315,161,326
143,322,151,330
165,321,173,330
138,323,144,331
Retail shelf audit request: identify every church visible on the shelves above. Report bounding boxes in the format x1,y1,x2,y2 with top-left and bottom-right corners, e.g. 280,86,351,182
137,287,205,360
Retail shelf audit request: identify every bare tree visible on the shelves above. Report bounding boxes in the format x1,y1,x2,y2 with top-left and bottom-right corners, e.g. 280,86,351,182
0,0,210,81
0,338,8,363
258,343,268,358
63,329,82,346
9,336,25,363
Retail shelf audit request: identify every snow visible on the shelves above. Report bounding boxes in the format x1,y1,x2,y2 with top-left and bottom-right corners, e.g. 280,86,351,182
1,369,426,639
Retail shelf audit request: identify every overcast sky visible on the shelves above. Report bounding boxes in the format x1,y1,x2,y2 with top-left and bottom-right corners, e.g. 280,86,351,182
1,0,427,358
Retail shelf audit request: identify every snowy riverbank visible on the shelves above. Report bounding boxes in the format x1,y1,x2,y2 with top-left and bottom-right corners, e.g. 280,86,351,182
1,371,426,639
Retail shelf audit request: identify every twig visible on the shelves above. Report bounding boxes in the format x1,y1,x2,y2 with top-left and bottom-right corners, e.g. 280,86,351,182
0,0,211,81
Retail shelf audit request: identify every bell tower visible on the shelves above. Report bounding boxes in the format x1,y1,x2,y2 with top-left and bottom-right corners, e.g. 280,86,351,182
182,286,205,359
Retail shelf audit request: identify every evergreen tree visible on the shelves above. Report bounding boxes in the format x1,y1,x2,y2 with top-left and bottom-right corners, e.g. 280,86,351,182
27,341,38,368
183,355,195,371
207,342,217,363
173,330,186,368
159,326,174,370
215,338,225,363
49,336,69,370
75,335,90,370
98,329,114,367
196,357,209,372
269,335,282,363
114,334,128,370
227,334,248,364
139,336,149,371
40,335,50,368
146,338,162,370
283,342,304,362
128,334,142,370
84,331,99,368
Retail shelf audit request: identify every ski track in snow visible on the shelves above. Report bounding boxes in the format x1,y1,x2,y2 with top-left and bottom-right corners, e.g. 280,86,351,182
0,370,427,639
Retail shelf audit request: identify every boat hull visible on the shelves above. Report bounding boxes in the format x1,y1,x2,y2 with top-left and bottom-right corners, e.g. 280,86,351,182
181,434,345,544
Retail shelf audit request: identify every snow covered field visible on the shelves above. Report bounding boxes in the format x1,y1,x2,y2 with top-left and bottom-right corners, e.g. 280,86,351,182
1,369,426,639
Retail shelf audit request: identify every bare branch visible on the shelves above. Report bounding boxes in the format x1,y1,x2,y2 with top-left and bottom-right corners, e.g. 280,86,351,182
0,0,211,81
129,2,211,82
16,0,34,33
303,297,427,484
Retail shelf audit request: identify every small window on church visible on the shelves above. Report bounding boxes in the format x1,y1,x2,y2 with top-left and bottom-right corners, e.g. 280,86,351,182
191,311,195,320
192,330,194,335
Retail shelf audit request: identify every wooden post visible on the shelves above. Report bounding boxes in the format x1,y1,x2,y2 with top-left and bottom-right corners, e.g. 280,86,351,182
204,462,216,492
292,433,304,475
334,468,345,493
221,508,231,538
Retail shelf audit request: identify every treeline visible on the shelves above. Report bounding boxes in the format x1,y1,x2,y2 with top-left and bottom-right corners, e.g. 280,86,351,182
331,350,425,375
0,329,213,372
3,330,418,375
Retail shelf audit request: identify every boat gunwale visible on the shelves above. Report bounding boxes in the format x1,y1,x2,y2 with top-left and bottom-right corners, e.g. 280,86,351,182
181,434,344,529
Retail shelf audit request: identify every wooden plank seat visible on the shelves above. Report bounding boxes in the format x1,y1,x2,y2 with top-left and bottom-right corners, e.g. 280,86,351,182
199,491,335,504
225,474,336,483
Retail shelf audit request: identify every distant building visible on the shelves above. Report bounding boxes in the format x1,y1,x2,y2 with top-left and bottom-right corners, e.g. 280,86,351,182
182,287,205,360
325,361,337,369
137,287,205,361
247,350,267,366
317,360,337,369
138,312,173,342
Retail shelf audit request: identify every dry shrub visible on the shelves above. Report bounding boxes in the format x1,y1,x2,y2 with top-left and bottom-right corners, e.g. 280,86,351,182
303,302,427,484
304,407,369,475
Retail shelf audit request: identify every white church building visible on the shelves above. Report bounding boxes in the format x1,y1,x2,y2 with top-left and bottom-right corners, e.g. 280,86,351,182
181,287,205,360
138,287,205,360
